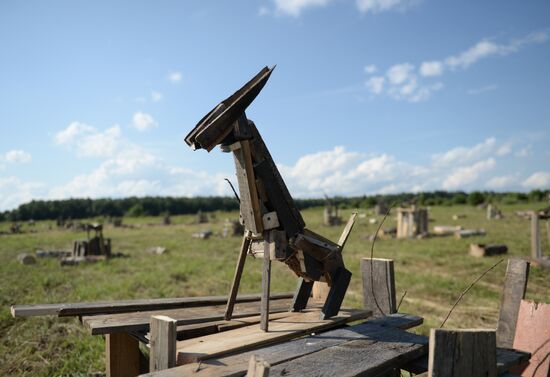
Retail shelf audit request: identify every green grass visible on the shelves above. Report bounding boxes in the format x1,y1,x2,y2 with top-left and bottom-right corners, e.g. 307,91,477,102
1,204,549,376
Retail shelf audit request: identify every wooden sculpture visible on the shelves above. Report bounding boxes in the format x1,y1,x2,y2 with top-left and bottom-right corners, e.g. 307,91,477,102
185,67,356,331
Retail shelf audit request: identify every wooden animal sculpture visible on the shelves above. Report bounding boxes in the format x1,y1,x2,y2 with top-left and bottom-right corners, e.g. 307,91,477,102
185,67,356,330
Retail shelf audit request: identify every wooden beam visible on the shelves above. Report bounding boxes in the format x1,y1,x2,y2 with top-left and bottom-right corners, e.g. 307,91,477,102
260,239,271,331
531,212,541,259
360,258,396,317
224,233,252,320
337,212,357,249
149,315,177,372
176,309,371,365
428,329,497,377
246,355,270,377
11,292,294,318
496,258,530,348
106,332,141,377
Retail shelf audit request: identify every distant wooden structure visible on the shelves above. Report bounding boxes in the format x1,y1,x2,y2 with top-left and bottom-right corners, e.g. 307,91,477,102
487,204,503,220
530,210,550,268
469,243,508,257
396,206,428,239
61,223,112,265
323,195,342,226
374,202,388,215
196,210,208,224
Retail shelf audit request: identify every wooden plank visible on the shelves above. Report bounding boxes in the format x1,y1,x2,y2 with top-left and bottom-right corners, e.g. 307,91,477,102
176,309,371,365
106,332,141,377
404,348,531,375
150,315,177,372
225,234,252,320
140,313,421,377
246,355,270,377
11,292,294,318
429,329,497,377
511,300,550,377
531,212,541,259
260,239,271,331
337,212,357,249
84,298,295,335
496,258,530,348
268,324,427,377
321,267,351,319
233,140,263,234
361,258,397,317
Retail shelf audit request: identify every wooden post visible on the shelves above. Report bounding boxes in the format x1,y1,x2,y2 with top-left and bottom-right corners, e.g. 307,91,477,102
246,355,270,377
496,259,530,348
149,315,177,372
531,212,541,259
225,233,252,320
360,258,396,317
312,281,330,301
429,329,497,377
260,238,271,331
106,333,141,377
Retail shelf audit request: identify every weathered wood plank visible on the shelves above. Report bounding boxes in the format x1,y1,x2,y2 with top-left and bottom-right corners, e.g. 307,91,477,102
11,292,294,318
149,315,177,372
141,313,422,377
361,258,397,317
106,332,141,377
429,329,497,377
84,298,295,335
246,355,270,377
268,324,427,377
260,240,271,331
225,234,252,320
337,213,357,248
176,309,371,365
496,258,530,348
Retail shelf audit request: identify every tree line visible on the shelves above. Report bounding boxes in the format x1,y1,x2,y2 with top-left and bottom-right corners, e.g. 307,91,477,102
1,190,548,222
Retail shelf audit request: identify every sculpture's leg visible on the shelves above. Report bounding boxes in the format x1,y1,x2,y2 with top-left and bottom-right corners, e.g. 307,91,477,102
260,242,271,331
320,267,352,320
224,232,251,320
291,278,314,312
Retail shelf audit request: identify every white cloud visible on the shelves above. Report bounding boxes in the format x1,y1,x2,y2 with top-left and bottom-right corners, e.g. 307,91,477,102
356,0,418,14
420,61,443,77
258,6,270,15
364,64,377,74
56,122,122,158
132,112,158,132
365,76,385,94
442,158,496,190
0,176,45,211
433,138,496,166
496,142,512,156
5,150,32,163
274,0,331,16
151,91,163,102
168,71,182,83
55,122,95,144
486,175,517,189
522,172,550,189
366,31,548,102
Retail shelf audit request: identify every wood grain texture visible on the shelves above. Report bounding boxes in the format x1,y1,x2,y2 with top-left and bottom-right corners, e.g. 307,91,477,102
260,240,271,332
361,258,397,317
11,292,294,318
141,314,423,377
149,315,177,372
428,329,497,377
106,332,141,377
246,355,270,377
83,298,294,335
176,309,371,365
496,258,530,348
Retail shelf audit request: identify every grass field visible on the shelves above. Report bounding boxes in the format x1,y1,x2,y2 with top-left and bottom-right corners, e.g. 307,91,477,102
1,203,549,376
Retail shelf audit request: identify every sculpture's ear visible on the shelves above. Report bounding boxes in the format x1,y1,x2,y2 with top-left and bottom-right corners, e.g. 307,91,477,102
337,213,358,250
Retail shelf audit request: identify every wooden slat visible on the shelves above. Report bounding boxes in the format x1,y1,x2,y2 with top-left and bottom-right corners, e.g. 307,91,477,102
149,315,177,372
106,332,141,377
246,355,270,377
11,292,294,318
361,258,397,317
496,258,530,348
260,240,271,331
141,313,422,377
176,309,371,365
429,329,497,377
224,234,252,320
84,298,295,335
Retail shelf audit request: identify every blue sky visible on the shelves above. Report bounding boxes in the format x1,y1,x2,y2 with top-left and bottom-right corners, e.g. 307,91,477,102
1,0,549,210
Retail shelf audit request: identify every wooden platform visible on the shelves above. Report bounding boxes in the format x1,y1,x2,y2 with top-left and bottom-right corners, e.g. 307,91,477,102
176,308,371,365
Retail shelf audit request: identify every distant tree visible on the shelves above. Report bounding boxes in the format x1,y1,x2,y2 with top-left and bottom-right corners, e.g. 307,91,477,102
126,203,145,217
452,192,468,205
468,191,485,206
528,189,546,202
